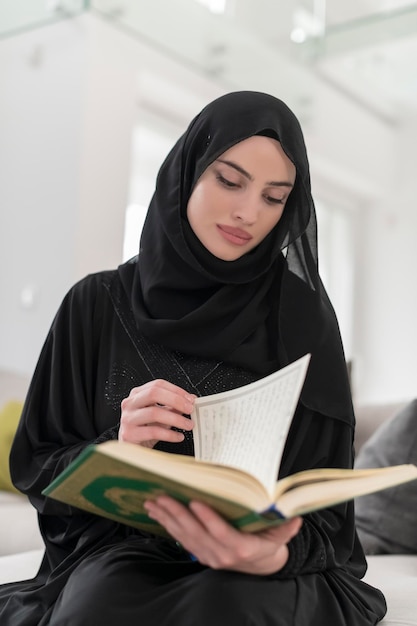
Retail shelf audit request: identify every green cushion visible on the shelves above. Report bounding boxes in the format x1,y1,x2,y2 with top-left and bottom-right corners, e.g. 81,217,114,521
0,401,23,492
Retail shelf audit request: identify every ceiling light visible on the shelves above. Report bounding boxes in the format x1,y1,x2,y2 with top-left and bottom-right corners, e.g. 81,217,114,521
291,6,325,43
194,0,227,14
290,27,307,43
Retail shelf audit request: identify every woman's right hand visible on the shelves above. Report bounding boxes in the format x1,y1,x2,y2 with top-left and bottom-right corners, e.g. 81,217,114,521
118,379,196,448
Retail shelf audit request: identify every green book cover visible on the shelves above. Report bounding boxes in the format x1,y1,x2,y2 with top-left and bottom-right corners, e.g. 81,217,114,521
42,444,284,536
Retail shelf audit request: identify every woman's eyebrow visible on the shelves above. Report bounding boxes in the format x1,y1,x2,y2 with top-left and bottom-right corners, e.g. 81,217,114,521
216,159,294,188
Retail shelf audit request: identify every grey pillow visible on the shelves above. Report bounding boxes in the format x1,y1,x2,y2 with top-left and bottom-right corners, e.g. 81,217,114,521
354,399,417,554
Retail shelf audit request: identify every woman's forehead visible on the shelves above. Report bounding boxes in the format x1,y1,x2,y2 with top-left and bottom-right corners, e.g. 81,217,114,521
214,136,296,181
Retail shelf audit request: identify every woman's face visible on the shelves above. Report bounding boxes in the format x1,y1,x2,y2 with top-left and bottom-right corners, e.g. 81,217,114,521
187,135,296,261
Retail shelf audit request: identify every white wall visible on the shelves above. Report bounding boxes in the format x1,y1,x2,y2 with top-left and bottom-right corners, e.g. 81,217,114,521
1,12,416,404
0,19,86,376
300,76,415,405
351,113,417,404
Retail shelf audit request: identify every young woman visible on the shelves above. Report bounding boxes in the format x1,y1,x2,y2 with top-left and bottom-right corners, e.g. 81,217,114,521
0,91,386,625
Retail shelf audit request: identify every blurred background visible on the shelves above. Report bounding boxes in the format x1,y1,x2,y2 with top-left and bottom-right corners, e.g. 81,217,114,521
0,0,416,405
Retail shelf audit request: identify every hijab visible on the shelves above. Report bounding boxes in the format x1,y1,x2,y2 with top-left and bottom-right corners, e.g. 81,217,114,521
118,91,353,424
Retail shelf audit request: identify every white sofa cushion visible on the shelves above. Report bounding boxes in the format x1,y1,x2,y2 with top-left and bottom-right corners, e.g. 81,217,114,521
0,492,43,556
0,549,44,584
364,555,417,626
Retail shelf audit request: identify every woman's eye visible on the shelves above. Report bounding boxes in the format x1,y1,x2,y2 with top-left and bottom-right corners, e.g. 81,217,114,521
216,174,239,188
265,195,285,205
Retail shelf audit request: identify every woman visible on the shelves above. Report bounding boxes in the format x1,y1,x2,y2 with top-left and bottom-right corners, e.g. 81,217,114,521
0,91,386,625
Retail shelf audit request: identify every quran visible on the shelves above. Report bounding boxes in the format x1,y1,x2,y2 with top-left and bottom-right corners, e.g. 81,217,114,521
43,355,417,534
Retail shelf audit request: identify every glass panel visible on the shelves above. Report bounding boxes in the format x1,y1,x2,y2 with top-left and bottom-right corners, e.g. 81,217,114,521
89,0,417,121
0,0,86,39
90,0,314,111
3,0,415,115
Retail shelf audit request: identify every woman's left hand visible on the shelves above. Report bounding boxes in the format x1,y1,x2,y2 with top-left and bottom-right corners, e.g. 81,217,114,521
144,496,302,575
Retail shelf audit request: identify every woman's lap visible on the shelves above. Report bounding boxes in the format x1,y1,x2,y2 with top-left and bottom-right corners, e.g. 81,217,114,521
46,539,383,626
49,547,295,626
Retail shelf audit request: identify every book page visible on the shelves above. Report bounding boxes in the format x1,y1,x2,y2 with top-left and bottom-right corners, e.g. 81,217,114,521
192,354,310,496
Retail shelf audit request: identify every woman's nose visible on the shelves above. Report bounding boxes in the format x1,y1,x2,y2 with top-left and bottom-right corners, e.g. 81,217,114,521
231,197,260,225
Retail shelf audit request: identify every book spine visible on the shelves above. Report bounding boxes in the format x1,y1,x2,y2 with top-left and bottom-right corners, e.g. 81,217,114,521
261,505,286,521
233,506,286,530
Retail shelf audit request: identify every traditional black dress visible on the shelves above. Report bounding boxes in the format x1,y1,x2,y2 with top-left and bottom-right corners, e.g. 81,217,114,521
0,91,387,624
0,270,385,625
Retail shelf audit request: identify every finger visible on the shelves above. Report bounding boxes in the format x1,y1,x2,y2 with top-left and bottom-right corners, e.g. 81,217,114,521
127,380,196,416
186,501,276,571
119,419,188,445
144,496,231,553
145,497,243,571
144,496,206,542
131,404,194,430
188,500,298,552
119,404,194,443
134,423,187,445
145,498,294,575
188,500,241,546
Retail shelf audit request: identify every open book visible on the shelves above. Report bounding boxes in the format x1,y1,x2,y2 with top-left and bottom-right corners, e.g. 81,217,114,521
43,355,417,534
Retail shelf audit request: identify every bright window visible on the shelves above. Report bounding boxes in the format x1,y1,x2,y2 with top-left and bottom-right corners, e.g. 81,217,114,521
316,199,355,359
123,111,183,261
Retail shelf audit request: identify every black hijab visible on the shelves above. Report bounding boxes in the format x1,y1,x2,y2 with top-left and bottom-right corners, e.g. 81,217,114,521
119,91,353,424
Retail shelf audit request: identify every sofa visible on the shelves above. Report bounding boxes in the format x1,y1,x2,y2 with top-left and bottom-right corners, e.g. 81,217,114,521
0,370,44,585
0,368,416,624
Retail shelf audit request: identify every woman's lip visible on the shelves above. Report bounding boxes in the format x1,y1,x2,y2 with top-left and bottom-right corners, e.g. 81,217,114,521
217,224,253,244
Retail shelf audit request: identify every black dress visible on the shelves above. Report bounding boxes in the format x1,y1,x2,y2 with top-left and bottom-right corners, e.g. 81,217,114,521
0,271,386,625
